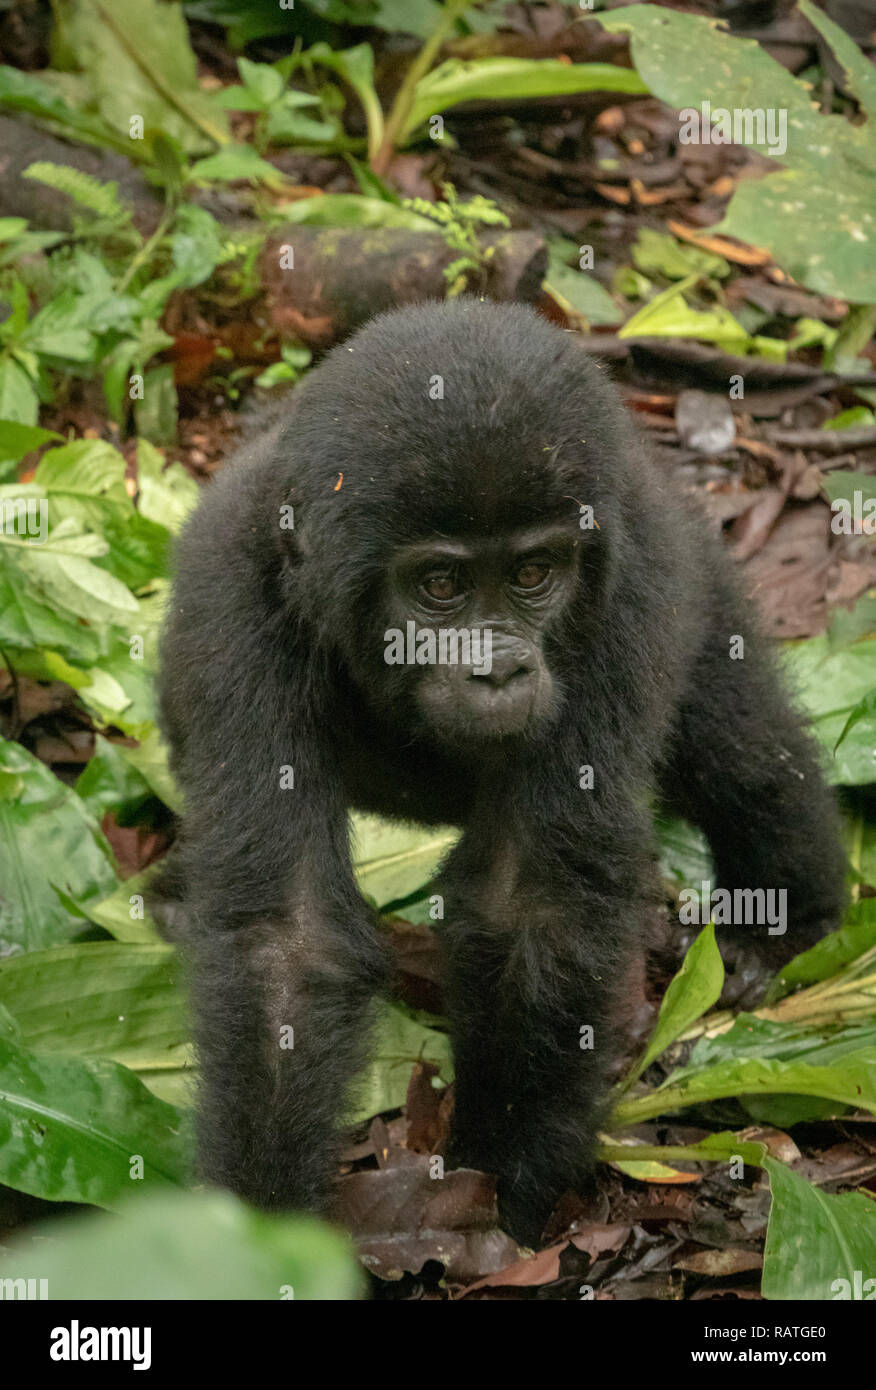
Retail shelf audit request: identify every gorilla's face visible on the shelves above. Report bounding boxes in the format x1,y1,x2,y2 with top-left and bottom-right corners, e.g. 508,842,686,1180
381,522,581,742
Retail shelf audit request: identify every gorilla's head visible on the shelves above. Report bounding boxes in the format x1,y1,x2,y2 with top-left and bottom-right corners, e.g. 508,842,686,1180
276,299,635,745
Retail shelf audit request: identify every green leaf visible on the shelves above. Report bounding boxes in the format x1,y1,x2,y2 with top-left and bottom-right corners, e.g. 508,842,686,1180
0,1188,363,1299
799,0,876,120
544,246,621,327
0,1034,189,1205
188,143,286,187
822,408,876,431
30,436,169,588
0,546,107,662
0,941,186,1073
135,439,199,534
274,194,434,229
686,1014,876,1073
769,899,876,996
72,871,162,945
619,276,759,352
0,738,118,952
404,58,648,142
351,813,458,907
626,922,723,1085
0,356,39,429
0,65,129,153
23,162,127,222
167,204,228,289
762,1156,876,1300
62,0,229,154
655,813,714,890
784,634,876,785
350,1000,452,1123
0,420,63,468
237,56,285,107
305,43,384,160
597,5,876,302
835,690,876,754
116,724,182,812
134,363,178,446
613,1049,876,1128
631,227,729,281
74,734,154,823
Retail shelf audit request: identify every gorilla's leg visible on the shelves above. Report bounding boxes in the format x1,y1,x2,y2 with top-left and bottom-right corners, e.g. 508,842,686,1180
440,781,652,1246
660,606,846,992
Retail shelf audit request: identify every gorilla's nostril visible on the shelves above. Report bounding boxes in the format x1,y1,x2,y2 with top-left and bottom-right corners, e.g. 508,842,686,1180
473,662,532,689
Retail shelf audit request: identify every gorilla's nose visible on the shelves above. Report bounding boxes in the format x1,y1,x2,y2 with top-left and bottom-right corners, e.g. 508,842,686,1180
472,644,534,689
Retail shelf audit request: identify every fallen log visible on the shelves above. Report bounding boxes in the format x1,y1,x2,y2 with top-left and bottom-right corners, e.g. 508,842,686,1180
260,226,548,346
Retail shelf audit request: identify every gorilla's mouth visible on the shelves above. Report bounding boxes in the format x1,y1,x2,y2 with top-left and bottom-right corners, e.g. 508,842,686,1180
417,667,550,742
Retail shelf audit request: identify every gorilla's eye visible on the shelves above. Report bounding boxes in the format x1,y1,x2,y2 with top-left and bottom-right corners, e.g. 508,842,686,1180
422,572,459,603
514,562,551,591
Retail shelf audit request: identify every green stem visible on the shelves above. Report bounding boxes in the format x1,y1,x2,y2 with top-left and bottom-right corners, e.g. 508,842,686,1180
374,0,471,173
115,202,174,295
610,1069,853,1128
598,1141,758,1167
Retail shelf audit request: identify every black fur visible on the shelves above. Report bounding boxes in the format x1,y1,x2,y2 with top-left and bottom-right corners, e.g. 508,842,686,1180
158,299,846,1246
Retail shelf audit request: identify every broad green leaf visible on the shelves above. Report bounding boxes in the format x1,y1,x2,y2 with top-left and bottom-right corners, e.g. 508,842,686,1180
404,59,648,142
598,5,876,301
70,871,162,945
16,544,139,626
0,942,187,1076
0,1188,363,1299
0,355,38,429
784,634,876,785
686,1014,876,1072
762,1156,876,1300
0,1035,189,1205
626,922,723,1085
632,227,729,280
237,56,285,107
799,0,876,120
349,1000,452,1123
768,900,876,995
74,734,153,823
31,437,169,588
274,194,434,229
655,813,714,890
188,143,286,186
304,43,384,160
351,813,458,906
544,247,621,327
0,558,106,663
0,738,118,952
619,276,768,352
0,420,62,466
0,65,129,152
61,0,228,154
114,725,182,812
823,408,876,431
613,1050,876,1127
134,363,178,446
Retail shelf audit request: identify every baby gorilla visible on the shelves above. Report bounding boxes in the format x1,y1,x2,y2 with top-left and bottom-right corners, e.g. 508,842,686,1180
158,298,845,1247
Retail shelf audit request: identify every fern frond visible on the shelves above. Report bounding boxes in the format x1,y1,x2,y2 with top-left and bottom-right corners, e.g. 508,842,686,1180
22,162,128,223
